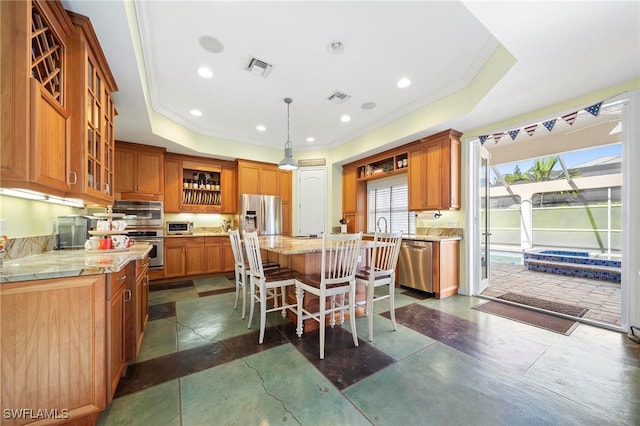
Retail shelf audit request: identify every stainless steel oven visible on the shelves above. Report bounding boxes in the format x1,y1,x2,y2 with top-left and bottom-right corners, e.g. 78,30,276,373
113,201,164,270
126,230,164,270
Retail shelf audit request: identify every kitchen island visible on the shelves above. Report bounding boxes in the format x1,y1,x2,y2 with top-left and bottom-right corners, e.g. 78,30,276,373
0,244,152,425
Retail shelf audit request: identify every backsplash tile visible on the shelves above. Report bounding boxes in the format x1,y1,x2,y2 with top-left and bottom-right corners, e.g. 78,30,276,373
1,235,57,261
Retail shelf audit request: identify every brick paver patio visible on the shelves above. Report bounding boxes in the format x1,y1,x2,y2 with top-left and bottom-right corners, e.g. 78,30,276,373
482,262,622,327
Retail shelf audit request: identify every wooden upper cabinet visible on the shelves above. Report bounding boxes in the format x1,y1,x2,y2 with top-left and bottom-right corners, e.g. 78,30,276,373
67,11,118,205
408,129,461,211
115,141,165,201
342,165,358,214
220,166,237,213
0,0,75,196
163,153,237,213
164,155,182,212
279,170,292,203
237,160,280,196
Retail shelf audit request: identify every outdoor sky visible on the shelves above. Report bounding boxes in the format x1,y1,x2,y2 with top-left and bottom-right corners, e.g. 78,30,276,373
493,143,622,177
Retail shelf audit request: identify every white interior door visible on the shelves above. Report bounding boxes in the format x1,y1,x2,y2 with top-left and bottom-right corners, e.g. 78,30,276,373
298,167,326,236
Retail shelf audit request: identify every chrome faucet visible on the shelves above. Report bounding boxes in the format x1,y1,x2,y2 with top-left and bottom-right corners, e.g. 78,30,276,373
376,217,388,233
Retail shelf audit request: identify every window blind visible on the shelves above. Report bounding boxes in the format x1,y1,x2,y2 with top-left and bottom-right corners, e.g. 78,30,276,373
367,175,415,234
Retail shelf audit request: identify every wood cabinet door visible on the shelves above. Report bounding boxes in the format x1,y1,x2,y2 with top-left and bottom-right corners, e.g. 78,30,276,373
260,166,279,195
279,169,292,202
238,161,260,194
221,167,237,213
282,201,292,236
164,157,182,212
205,240,223,273
423,140,443,210
223,240,235,272
114,147,136,192
30,80,71,192
184,238,205,276
1,275,107,421
164,242,186,278
407,147,425,211
107,281,126,402
342,166,358,214
449,137,461,209
136,150,164,194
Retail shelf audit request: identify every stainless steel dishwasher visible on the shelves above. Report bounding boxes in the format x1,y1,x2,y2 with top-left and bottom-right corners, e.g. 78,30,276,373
398,240,433,292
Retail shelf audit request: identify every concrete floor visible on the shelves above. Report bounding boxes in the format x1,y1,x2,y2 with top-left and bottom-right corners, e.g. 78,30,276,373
98,274,639,425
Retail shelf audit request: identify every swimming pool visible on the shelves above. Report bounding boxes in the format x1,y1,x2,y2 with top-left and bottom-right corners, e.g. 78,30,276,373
490,250,523,265
523,249,621,282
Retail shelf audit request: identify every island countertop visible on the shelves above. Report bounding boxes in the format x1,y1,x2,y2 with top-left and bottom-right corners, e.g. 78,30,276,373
0,243,153,283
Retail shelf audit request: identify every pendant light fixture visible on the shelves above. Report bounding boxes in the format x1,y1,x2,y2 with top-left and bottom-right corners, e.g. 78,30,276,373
278,97,298,170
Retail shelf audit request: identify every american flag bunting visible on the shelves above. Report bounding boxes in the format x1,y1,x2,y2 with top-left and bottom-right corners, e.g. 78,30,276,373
562,111,579,126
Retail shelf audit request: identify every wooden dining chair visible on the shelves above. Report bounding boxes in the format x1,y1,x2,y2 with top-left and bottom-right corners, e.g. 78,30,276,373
355,231,403,341
243,231,297,344
294,232,363,359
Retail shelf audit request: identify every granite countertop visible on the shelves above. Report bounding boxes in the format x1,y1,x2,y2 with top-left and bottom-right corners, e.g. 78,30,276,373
401,234,462,242
0,244,153,283
257,235,382,255
165,231,230,238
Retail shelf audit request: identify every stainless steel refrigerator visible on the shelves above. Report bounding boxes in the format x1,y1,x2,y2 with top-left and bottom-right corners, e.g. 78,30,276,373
239,194,282,235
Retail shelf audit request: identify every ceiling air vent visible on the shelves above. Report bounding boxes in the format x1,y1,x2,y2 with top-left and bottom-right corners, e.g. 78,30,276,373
246,57,272,78
328,91,351,104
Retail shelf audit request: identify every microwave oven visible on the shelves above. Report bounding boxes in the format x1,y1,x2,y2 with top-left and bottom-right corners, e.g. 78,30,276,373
166,221,194,235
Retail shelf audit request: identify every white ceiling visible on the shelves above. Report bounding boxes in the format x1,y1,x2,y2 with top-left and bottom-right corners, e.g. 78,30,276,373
61,1,639,160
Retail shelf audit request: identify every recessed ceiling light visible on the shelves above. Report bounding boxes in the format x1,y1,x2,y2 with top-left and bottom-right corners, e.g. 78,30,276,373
340,115,351,123
190,109,202,117
361,102,376,110
199,35,224,54
256,125,266,132
306,137,315,143
197,67,213,78
397,78,411,88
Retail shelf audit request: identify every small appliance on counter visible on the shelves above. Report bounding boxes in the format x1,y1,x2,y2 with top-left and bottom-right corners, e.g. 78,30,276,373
166,221,194,235
58,215,98,249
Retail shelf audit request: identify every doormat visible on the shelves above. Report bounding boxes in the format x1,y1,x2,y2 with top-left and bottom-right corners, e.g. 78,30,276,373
498,293,589,318
473,301,580,335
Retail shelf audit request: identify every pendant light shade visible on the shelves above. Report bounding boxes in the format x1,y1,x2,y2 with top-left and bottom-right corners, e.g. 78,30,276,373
278,97,298,170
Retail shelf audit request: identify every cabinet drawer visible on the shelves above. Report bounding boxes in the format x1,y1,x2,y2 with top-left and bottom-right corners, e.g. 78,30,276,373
107,268,128,300
136,257,150,279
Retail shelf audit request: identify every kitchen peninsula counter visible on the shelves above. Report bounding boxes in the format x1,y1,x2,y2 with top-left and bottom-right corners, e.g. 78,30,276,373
0,243,152,283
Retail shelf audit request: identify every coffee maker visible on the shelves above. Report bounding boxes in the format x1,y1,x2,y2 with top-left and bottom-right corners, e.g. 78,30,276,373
58,215,98,249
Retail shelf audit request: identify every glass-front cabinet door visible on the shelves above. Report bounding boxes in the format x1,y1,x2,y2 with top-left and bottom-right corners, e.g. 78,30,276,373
68,12,117,205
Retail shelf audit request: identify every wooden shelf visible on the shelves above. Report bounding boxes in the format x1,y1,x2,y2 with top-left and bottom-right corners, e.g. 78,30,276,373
356,152,409,181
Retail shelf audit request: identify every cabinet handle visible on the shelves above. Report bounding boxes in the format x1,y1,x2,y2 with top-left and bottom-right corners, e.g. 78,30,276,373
124,289,132,301
117,274,127,281
69,171,78,185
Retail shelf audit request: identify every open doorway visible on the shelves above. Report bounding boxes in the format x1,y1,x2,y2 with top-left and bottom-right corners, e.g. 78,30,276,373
469,95,632,331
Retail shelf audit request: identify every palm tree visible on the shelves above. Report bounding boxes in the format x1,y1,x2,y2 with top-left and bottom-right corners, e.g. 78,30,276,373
505,156,581,206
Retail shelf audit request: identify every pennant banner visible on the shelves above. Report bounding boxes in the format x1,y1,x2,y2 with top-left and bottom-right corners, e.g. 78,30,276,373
524,124,538,137
562,111,578,126
585,102,602,116
542,119,557,132
472,100,604,144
